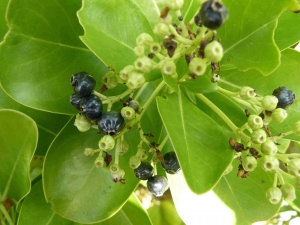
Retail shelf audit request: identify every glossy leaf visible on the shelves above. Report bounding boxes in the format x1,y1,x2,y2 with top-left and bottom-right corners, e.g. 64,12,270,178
0,0,107,114
219,0,300,75
180,74,218,93
0,109,38,202
43,118,140,223
157,90,234,194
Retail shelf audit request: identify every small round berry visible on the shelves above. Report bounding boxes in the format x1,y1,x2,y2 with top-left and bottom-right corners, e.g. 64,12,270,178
127,100,140,112
118,140,129,156
134,56,152,73
136,148,148,160
162,152,181,174
110,163,120,173
84,148,94,157
239,86,256,100
272,86,295,109
153,22,170,37
70,93,82,110
261,95,278,111
150,42,162,54
266,187,282,204
97,111,124,135
129,155,141,169
133,45,145,57
161,60,176,76
111,169,125,183
94,156,105,168
287,159,300,177
126,71,146,89
260,139,278,155
80,95,103,120
204,41,224,62
98,135,115,151
261,155,279,172
271,108,288,123
251,129,267,144
147,175,169,197
74,113,91,132
119,65,135,81
121,106,136,120
211,74,220,83
188,57,207,76
70,72,96,97
293,121,300,136
280,184,296,201
247,115,263,130
195,0,228,29
242,156,257,172
134,162,154,180
165,0,184,11
136,33,153,49
102,71,118,89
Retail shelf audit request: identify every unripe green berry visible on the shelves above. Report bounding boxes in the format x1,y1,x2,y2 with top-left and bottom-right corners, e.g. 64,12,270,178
129,155,141,169
98,135,115,151
136,33,153,49
251,129,267,144
204,41,224,62
281,184,296,201
242,156,257,172
74,113,91,132
271,108,288,123
260,139,278,155
294,177,300,190
118,140,129,156
287,158,300,177
111,168,125,183
247,115,263,130
211,74,220,83
161,60,176,76
102,71,118,89
189,57,207,76
134,56,152,73
110,163,120,173
223,163,233,175
84,148,94,157
95,156,105,168
266,187,282,204
293,121,300,136
153,22,169,36
119,65,135,81
136,148,148,160
160,14,172,24
126,71,145,89
150,42,161,54
133,46,145,57
261,155,279,172
261,95,278,111
165,0,184,11
121,106,136,120
239,86,256,100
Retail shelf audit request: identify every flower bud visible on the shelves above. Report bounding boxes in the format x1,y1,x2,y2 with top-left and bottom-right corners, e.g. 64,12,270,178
102,71,118,89
239,86,256,100
134,56,152,73
74,113,91,132
293,121,300,136
126,71,145,89
150,42,162,54
271,108,287,123
136,148,148,160
242,156,257,172
129,155,141,169
165,0,184,11
261,155,279,172
118,140,129,156
204,41,224,62
266,187,282,204
121,106,136,120
98,135,115,151
189,57,207,76
251,129,267,144
260,139,277,155
94,156,105,168
287,158,300,177
161,60,176,76
119,65,135,81
153,22,170,36
247,115,263,130
84,148,94,157
281,184,296,201
261,95,278,111
136,33,153,49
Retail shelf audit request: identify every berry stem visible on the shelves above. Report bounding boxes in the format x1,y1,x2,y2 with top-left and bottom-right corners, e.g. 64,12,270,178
285,199,300,212
158,135,169,151
0,204,14,225
137,122,151,147
102,88,133,105
217,86,239,97
175,10,188,37
273,172,278,187
92,90,108,100
279,168,294,180
277,170,285,185
114,138,120,164
168,24,193,45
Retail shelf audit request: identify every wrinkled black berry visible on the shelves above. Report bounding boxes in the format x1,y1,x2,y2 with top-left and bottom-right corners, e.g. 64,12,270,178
272,86,295,109
97,111,124,135
70,93,82,110
162,152,181,174
134,162,153,180
194,0,228,29
147,175,169,197
80,95,102,120
71,72,96,97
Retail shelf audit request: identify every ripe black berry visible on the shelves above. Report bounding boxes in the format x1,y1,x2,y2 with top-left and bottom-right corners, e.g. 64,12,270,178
134,162,153,180
162,152,181,174
70,72,96,97
194,0,228,29
80,95,103,120
272,86,295,109
147,175,169,197
97,111,124,135
70,93,82,110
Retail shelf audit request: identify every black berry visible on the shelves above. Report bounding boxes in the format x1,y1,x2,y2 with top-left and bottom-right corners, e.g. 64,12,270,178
162,151,181,174
70,93,82,110
80,95,103,120
194,0,228,29
272,86,295,109
134,162,153,180
71,72,96,97
97,111,124,135
147,175,169,197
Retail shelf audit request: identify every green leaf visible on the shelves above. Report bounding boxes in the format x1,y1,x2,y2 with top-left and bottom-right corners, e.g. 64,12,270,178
43,118,140,223
219,0,300,75
0,0,107,114
180,74,218,93
0,109,38,202
0,0,9,42
275,10,300,51
156,90,234,194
